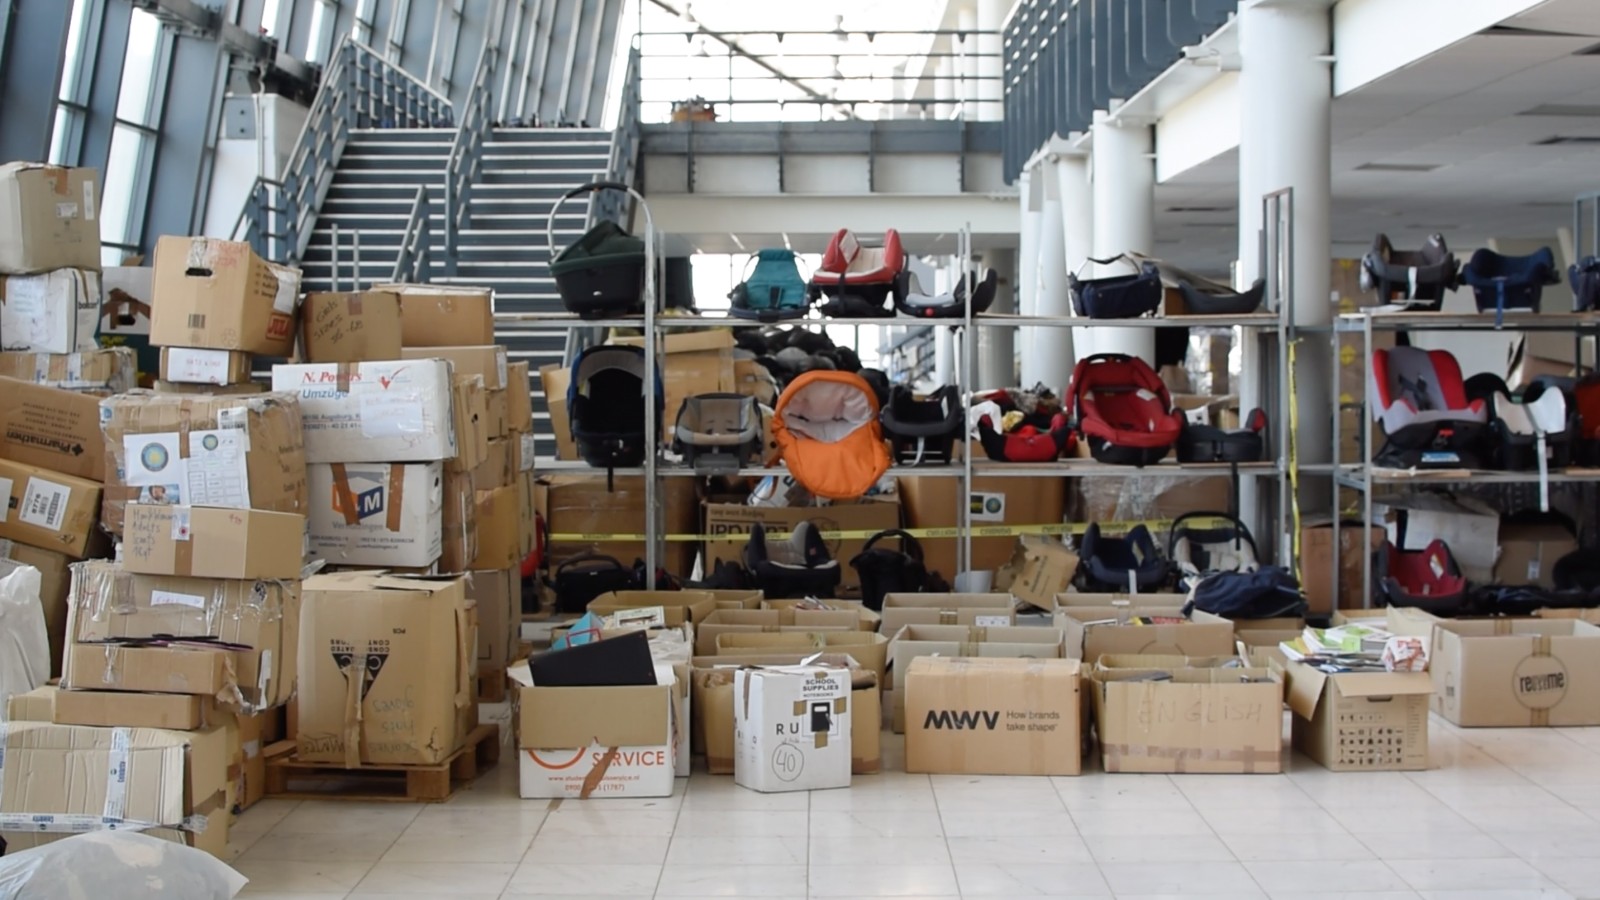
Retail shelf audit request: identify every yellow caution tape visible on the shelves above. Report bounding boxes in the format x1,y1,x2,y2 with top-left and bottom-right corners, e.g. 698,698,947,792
1287,336,1304,584
549,516,1234,543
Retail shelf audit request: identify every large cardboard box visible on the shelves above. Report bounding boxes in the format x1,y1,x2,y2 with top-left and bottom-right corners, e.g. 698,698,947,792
374,283,496,347
1054,606,1235,663
506,361,533,433
296,573,475,766
693,608,858,656
469,482,521,570
158,347,253,386
1091,659,1283,774
511,662,678,799
0,458,101,557
692,654,879,775
470,566,520,670
995,538,1081,611
471,437,514,490
99,390,308,534
272,359,457,463
538,476,697,577
589,589,718,628
888,624,1065,730
0,376,107,481
714,631,888,685
122,504,304,580
734,664,852,793
615,331,736,440
449,375,491,475
904,656,1083,776
879,593,1015,635
149,236,302,356
0,163,101,274
53,689,212,730
0,268,100,353
703,498,902,589
62,642,240,698
897,475,1067,577
1,540,72,677
308,461,443,568
1431,618,1600,727
401,344,508,390
5,684,56,721
1493,522,1579,589
539,364,577,459
300,291,403,363
1300,521,1386,614
0,347,136,393
438,467,478,574
1284,661,1432,771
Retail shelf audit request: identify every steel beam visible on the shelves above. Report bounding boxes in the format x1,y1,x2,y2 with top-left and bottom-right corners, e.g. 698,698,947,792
0,0,73,162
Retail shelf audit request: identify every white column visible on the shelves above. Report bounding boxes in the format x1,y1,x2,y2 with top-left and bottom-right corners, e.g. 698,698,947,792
1055,153,1091,373
1016,168,1041,386
935,257,957,385
1090,109,1157,363
975,0,1005,121
1032,175,1071,391
979,247,1016,389
958,6,979,121
935,59,954,120
1236,0,1333,468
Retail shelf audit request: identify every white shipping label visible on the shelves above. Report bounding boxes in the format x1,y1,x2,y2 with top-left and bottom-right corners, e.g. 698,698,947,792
358,390,426,438
83,181,96,221
0,276,54,351
123,433,187,505
164,348,236,384
974,615,1010,627
0,481,11,523
519,433,537,471
150,590,206,610
185,429,251,508
217,406,249,432
20,477,72,531
271,268,299,315
969,491,1006,523
55,202,78,220
1528,560,1542,581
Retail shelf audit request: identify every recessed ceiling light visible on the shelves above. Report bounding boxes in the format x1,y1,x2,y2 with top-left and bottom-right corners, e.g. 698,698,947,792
1519,104,1600,118
1355,162,1443,172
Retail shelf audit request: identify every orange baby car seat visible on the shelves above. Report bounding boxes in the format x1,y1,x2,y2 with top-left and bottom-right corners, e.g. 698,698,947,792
771,370,891,500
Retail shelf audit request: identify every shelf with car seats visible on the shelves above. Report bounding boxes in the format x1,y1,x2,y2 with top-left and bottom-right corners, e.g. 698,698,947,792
1330,309,1600,333
972,312,1281,329
1331,464,1600,488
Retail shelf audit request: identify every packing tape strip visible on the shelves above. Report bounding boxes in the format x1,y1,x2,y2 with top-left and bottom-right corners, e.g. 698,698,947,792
0,812,208,834
103,727,132,824
1102,743,1279,774
548,517,1232,543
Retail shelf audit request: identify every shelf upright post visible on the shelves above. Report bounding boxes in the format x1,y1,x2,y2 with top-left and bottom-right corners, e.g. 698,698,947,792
1360,310,1375,607
959,226,975,577
1260,188,1295,572
637,189,660,589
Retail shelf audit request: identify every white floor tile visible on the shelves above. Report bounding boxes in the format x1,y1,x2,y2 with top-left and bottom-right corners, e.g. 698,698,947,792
807,864,960,897
503,861,662,895
1530,857,1600,894
1247,860,1411,893
654,863,808,896
940,808,1080,838
1098,860,1261,894
810,834,951,866
352,861,515,894
382,828,535,863
952,862,1110,896
1356,831,1515,861
667,835,808,865
683,779,813,810
1415,891,1576,900
1387,859,1558,892
675,808,811,837
812,809,945,838
231,859,375,894
1069,807,1213,836
534,808,679,837
1201,806,1352,836
1221,830,1375,862
946,834,1094,864
239,830,399,863
1494,826,1600,860
1083,833,1233,864
270,801,422,837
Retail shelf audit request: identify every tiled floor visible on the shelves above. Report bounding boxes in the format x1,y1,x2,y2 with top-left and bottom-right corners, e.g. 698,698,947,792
229,714,1600,900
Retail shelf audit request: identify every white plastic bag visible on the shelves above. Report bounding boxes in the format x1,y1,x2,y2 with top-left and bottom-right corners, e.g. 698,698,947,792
0,560,47,719
0,831,248,898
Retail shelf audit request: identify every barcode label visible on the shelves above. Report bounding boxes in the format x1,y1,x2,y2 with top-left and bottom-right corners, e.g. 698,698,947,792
20,477,70,531
187,314,206,329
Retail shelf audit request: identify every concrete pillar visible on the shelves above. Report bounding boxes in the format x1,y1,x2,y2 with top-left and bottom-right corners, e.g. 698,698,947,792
1090,109,1157,363
975,0,1006,121
979,247,1016,389
1055,154,1090,377
935,59,954,121
1032,177,1070,391
1017,168,1041,385
935,256,957,385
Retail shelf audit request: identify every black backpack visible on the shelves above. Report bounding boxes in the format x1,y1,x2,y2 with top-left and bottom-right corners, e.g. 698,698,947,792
1183,567,1306,620
850,529,930,612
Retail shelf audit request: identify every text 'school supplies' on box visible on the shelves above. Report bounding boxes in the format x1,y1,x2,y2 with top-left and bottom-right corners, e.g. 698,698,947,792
904,656,1083,776
272,359,457,463
734,665,853,793
149,236,302,356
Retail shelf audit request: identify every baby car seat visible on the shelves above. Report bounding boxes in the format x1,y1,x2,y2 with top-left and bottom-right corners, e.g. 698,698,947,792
1369,345,1487,468
729,249,810,321
881,385,962,466
1069,354,1185,466
1572,376,1600,466
971,387,1073,462
1571,255,1600,312
894,267,998,318
1183,567,1306,621
1078,523,1169,593
744,521,841,599
1069,256,1163,319
1374,538,1467,616
1555,548,1600,593
771,370,891,500
1360,233,1458,310
1463,374,1571,471
549,220,647,319
850,529,930,612
569,345,663,483
1178,408,1268,463
1176,278,1266,316
1168,512,1259,592
548,553,639,614
1462,247,1560,325
673,393,764,473
809,228,905,318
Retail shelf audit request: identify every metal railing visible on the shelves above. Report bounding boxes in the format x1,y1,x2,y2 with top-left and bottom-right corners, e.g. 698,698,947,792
391,186,435,283
441,45,501,275
232,37,453,265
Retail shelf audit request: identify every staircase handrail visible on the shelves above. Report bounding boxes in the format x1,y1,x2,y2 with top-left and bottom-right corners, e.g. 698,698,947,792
443,44,501,275
391,186,435,283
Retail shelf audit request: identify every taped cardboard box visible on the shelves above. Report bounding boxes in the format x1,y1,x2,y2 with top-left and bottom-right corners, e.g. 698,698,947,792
300,291,403,363
308,461,443,568
122,505,305,580
691,653,879,774
1493,522,1579,589
149,236,302,356
1431,618,1600,727
448,375,490,474
878,593,1016,635
1053,591,1190,610
158,347,253,386
714,630,888,686
896,475,1067,578
62,642,240,699
511,662,679,799
538,475,697,576
375,282,496,347
485,388,510,437
272,359,457,463
99,390,308,534
1054,606,1235,663
0,375,106,481
0,162,101,274
471,437,514,491
469,482,522,570
470,567,520,670
506,361,534,433
710,589,765,610
514,432,537,476
1090,658,1283,774
1,540,71,677
904,656,1083,776
401,344,508,390
589,589,718,628
995,538,1080,611
0,347,136,394
703,497,902,589
438,468,478,574
0,268,101,353
5,684,56,721
0,458,101,557
1300,521,1386,615
1283,660,1432,771
761,597,879,631
230,709,271,813
693,608,858,655
888,624,1066,731
539,364,577,459
153,380,266,395
296,573,476,766
0,721,229,858
735,664,853,793
53,689,212,730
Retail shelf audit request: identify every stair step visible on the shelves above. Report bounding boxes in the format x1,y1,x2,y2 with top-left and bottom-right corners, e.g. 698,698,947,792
351,128,456,140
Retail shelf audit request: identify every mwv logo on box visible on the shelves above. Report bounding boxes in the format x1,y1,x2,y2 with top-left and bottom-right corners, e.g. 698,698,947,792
923,709,999,730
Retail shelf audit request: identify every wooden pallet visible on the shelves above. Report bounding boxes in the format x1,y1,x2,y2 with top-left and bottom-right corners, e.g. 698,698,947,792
263,724,500,802
476,666,508,703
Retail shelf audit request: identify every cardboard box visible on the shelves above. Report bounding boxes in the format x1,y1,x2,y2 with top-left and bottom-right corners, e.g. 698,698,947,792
1493,522,1579,589
232,709,271,812
375,283,496,347
703,498,902,589
589,589,718,628
0,268,100,353
62,643,238,697
149,236,302,356
437,467,477,574
469,482,522,570
449,375,490,474
122,505,305,580
734,664,853,793
1284,660,1432,771
904,656,1083,776
693,653,878,775
878,593,1016,635
506,361,533,433
539,476,697,576
300,291,403,363
694,608,859,656
1054,606,1235,663
153,379,266,395
1300,521,1386,614
401,344,508,391
0,163,101,274
0,347,136,393
158,347,253,385
100,390,309,534
539,364,577,459
995,537,1081,611
0,458,101,557
470,566,520,670
714,631,888,685
482,388,507,437
1235,628,1302,668
98,265,156,385
1053,591,1190,609
272,359,457,463
53,689,211,730
309,461,443,568
615,331,736,440
733,358,777,404
0,376,106,482
472,437,514,490
897,475,1067,577
296,573,475,766
1,540,71,676
888,624,1066,731
511,662,678,799
1091,660,1283,774
1431,618,1600,726
6,684,56,721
